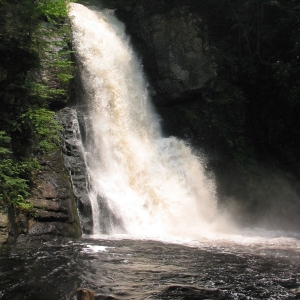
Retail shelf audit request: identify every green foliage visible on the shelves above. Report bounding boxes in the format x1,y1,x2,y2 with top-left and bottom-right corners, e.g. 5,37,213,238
0,157,40,213
0,0,73,212
38,0,70,21
0,132,40,213
29,82,66,100
0,132,11,155
0,133,38,213
47,48,75,88
16,108,62,153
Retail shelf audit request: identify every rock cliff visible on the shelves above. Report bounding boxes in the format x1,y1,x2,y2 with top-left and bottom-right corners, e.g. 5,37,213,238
113,3,214,105
1,148,81,245
57,107,93,234
0,12,82,244
23,149,81,238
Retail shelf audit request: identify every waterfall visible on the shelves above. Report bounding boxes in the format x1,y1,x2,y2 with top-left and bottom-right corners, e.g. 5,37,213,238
69,3,220,239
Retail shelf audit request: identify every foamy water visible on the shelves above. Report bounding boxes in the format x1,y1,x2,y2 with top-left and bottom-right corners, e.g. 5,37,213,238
68,3,300,248
69,3,222,238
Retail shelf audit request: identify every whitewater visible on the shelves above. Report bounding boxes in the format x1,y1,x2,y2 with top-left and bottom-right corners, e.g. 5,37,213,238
68,3,300,248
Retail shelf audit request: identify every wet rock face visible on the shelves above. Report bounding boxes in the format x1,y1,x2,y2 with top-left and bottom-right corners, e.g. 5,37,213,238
0,147,81,245
57,107,93,234
27,149,81,238
115,5,214,105
148,8,213,101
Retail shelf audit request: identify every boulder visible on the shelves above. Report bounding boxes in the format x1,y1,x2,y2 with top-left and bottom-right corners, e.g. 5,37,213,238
76,288,95,300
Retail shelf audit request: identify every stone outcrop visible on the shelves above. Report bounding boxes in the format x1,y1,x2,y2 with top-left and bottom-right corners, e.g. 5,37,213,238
28,149,81,238
0,8,83,244
147,8,214,102
57,107,93,234
114,4,214,105
19,20,82,239
0,147,81,245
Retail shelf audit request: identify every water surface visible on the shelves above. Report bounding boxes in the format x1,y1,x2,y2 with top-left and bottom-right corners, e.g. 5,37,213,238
1,234,300,299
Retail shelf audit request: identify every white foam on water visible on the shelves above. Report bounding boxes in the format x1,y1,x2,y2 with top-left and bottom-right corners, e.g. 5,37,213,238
81,245,111,253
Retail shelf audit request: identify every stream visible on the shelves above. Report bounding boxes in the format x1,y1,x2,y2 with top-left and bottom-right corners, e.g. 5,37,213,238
1,233,300,300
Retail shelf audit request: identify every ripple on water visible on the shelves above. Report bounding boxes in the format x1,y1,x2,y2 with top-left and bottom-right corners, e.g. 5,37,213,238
1,235,300,299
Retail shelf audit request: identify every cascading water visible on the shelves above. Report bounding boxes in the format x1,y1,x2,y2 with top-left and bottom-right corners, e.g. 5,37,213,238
2,5,300,300
69,3,222,238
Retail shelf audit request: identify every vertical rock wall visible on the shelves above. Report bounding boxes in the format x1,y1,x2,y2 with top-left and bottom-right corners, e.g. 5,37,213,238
57,107,93,234
0,17,83,244
2,149,82,244
113,4,214,105
147,7,214,101
27,149,81,238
